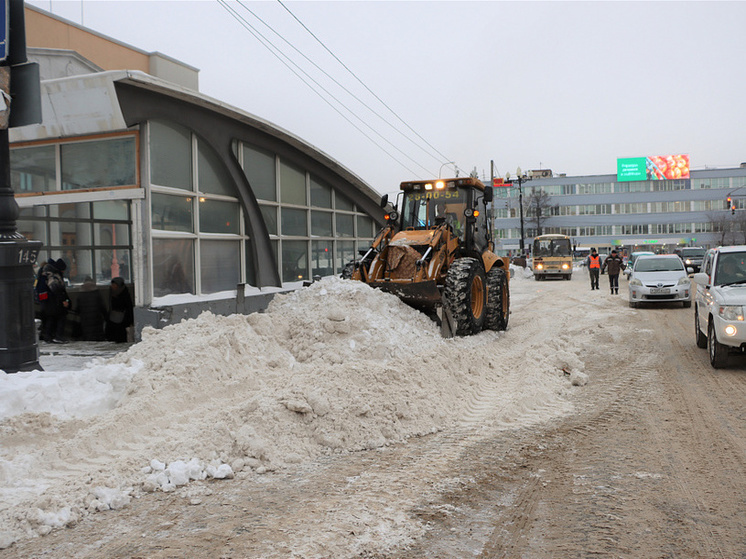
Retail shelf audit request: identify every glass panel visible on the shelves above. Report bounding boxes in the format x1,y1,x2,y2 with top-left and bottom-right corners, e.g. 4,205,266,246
59,249,94,285
198,138,233,196
281,207,307,237
259,204,277,236
150,120,192,190
311,240,334,278
151,193,194,232
335,191,354,211
311,210,333,237
94,222,130,246
96,249,132,283
356,215,375,238
59,221,93,248
49,202,90,219
93,200,129,220
310,176,332,208
282,240,308,282
16,220,47,243
60,137,137,190
152,238,194,296
242,144,276,201
200,240,240,293
280,161,306,205
10,145,56,193
336,240,355,273
336,213,354,237
19,206,47,218
198,198,239,234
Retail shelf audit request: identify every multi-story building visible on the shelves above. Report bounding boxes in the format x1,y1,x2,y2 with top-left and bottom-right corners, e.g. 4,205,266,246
492,162,746,255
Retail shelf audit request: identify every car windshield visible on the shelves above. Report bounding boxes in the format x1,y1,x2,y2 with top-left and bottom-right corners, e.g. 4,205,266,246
634,257,684,272
680,249,705,257
715,252,746,286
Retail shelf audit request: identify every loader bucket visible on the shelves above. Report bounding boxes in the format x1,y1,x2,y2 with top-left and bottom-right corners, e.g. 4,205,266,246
368,279,441,310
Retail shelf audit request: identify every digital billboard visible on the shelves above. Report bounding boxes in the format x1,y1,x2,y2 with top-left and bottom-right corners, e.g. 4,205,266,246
617,154,690,182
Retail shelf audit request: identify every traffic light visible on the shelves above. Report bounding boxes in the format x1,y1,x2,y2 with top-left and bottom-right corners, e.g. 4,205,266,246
727,196,736,214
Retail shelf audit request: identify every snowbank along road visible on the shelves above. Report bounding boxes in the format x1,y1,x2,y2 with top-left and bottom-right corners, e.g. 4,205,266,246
2,267,745,558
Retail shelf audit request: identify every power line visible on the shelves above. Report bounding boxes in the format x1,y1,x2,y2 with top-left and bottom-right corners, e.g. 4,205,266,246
274,0,455,170
217,0,425,178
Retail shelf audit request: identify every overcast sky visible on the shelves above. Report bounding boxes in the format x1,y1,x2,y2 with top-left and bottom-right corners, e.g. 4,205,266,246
27,1,746,198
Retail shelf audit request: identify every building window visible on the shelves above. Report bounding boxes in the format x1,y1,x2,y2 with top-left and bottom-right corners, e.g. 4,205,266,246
153,238,195,296
150,120,192,190
61,137,137,190
280,161,307,206
18,201,132,284
149,120,248,295
151,193,194,233
242,144,276,202
282,240,308,282
10,144,56,193
200,239,240,294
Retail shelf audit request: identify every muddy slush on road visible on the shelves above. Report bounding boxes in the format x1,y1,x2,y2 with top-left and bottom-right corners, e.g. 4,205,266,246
3,268,746,558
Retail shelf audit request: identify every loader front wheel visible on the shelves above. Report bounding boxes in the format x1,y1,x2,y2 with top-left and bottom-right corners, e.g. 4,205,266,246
445,257,487,336
485,267,509,331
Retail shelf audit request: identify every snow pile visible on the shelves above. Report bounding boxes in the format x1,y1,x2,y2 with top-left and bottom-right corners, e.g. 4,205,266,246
0,274,583,547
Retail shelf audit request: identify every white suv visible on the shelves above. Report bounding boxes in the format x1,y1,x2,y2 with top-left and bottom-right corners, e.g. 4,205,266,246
693,246,746,367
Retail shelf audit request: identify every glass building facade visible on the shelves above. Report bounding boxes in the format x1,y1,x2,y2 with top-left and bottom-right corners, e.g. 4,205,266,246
491,167,746,254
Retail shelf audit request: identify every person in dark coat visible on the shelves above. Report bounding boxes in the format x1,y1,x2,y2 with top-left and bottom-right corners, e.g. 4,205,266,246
601,249,626,295
39,258,71,343
75,276,106,341
105,277,134,343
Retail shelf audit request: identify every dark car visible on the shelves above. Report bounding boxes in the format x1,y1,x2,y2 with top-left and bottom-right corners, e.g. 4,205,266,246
675,247,706,273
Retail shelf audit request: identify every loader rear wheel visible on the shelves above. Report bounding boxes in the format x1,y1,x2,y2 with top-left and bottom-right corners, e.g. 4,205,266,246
484,267,509,331
445,257,487,336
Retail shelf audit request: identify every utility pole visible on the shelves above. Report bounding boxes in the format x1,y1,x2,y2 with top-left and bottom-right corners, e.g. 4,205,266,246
0,0,43,373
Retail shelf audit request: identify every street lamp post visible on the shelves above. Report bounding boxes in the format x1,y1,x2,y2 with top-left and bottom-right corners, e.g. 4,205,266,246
439,161,456,179
506,167,530,255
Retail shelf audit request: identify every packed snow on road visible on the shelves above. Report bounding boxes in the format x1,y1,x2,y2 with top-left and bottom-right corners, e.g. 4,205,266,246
0,268,595,549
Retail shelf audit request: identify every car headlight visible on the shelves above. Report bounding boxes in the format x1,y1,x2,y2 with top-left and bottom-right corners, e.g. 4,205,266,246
629,278,642,286
718,306,746,321
677,276,690,285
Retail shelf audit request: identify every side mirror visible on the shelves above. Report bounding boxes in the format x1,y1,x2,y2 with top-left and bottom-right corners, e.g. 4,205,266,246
692,272,709,286
380,194,388,208
483,188,493,203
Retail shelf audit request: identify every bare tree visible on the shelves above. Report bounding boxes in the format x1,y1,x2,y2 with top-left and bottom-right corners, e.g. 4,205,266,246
708,211,735,246
525,188,558,236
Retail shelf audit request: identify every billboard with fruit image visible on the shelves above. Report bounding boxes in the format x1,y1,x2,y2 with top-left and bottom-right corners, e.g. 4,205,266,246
617,154,690,182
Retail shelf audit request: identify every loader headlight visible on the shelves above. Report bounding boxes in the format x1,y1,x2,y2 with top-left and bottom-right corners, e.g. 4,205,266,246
386,211,399,221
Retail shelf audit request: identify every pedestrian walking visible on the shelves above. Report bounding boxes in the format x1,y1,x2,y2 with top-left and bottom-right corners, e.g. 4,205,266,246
601,249,626,294
585,248,601,290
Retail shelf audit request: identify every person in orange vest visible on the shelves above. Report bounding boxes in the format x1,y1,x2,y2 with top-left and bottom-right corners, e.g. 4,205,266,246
585,248,601,290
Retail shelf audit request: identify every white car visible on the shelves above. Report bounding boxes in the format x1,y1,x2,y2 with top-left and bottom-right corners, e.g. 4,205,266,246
628,254,692,308
693,246,746,368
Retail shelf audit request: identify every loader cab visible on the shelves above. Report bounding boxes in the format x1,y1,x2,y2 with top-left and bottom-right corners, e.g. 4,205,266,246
398,178,488,247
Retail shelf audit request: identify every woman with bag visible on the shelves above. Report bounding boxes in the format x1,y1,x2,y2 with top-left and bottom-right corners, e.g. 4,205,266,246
105,277,134,343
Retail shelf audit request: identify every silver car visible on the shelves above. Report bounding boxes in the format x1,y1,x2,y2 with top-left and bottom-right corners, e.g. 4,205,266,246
628,254,692,308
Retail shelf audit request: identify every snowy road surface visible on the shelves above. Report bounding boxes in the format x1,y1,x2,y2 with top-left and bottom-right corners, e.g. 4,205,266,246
2,268,746,557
